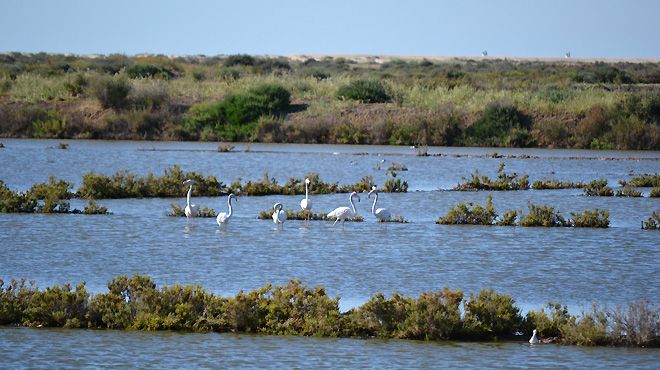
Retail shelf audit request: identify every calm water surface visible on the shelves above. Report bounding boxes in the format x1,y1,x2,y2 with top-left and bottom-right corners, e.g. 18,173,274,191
1,139,659,367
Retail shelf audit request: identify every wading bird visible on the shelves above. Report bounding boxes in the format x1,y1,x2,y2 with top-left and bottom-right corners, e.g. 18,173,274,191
529,329,540,344
216,193,236,229
300,178,312,225
272,202,287,229
368,187,391,222
182,179,198,224
327,191,360,227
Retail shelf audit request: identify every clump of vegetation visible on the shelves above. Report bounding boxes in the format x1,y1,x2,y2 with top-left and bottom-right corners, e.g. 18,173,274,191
615,186,642,197
257,209,364,222
1,275,658,346
336,79,391,103
91,75,132,110
217,143,234,152
641,211,659,230
569,208,610,228
462,289,523,339
622,173,660,187
651,187,660,197
531,179,585,190
436,195,497,225
454,163,529,191
519,204,569,227
381,177,408,193
0,178,110,214
57,142,69,149
167,204,216,217
464,103,532,147
76,165,224,199
583,179,614,196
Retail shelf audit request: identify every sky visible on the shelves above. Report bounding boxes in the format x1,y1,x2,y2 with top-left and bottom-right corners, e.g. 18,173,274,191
1,0,659,58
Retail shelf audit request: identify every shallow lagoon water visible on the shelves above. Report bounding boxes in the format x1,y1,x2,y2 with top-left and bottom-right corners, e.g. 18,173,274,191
1,139,659,367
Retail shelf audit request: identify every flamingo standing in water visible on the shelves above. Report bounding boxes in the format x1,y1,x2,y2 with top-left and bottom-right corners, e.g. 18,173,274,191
216,193,236,229
272,202,287,229
300,178,312,225
368,187,391,222
182,179,199,224
327,191,360,227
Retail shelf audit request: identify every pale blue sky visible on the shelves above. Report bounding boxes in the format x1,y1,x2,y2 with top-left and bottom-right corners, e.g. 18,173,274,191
1,0,659,58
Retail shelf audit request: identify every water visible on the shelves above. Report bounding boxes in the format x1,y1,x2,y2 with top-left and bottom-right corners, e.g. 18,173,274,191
1,139,659,367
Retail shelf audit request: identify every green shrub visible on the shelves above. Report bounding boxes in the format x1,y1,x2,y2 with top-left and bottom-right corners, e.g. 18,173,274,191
583,179,614,196
91,75,131,110
24,283,89,328
454,163,529,191
0,180,36,212
336,79,391,103
651,187,660,198
398,289,464,340
463,289,523,339
32,112,67,138
570,208,609,228
559,306,610,346
519,204,569,227
27,176,74,213
82,199,110,215
63,73,87,97
608,299,660,347
626,173,660,187
465,103,531,147
381,178,408,192
497,209,518,226
437,195,497,225
525,302,572,339
615,186,642,197
167,203,216,217
531,179,585,190
126,64,174,79
641,211,659,230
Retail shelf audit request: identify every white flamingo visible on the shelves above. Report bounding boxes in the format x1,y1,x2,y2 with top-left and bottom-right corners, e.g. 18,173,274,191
327,191,360,227
368,187,391,222
182,179,199,224
529,329,540,344
272,202,287,229
300,178,312,225
216,193,236,229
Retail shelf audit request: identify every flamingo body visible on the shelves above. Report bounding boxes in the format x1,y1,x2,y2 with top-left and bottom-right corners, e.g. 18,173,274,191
272,202,287,228
368,188,391,222
328,192,360,226
529,329,540,344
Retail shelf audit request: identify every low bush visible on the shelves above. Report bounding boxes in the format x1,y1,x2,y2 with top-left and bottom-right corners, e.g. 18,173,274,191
454,163,529,191
625,173,660,187
436,195,497,225
641,211,659,230
583,179,614,196
531,179,585,190
336,79,391,103
569,208,610,228
464,103,532,147
462,289,523,339
651,187,660,198
519,204,569,227
615,186,642,197
91,75,132,110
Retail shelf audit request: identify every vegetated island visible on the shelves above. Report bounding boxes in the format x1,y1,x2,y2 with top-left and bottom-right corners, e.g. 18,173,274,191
0,275,657,347
0,53,659,150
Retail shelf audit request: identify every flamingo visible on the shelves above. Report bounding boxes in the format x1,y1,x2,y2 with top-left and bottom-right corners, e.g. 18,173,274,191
327,191,360,227
216,193,236,228
368,187,391,222
182,179,198,223
529,329,540,344
272,202,287,229
300,178,312,225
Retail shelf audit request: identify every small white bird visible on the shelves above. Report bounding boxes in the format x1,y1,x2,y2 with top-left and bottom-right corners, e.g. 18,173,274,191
529,329,540,344
216,193,236,229
300,178,312,225
368,187,391,222
327,191,360,227
272,202,287,229
182,179,199,224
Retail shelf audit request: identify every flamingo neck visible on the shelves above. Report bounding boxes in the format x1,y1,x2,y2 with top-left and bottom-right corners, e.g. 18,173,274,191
304,181,309,200
227,196,233,217
349,193,357,215
371,192,378,215
186,185,193,206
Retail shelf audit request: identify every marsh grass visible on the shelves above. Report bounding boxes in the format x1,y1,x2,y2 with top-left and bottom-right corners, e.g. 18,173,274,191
583,179,614,196
641,211,659,230
531,179,586,190
1,275,656,346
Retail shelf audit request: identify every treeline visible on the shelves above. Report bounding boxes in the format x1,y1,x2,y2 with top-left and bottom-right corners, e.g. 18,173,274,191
0,53,659,149
0,275,657,347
